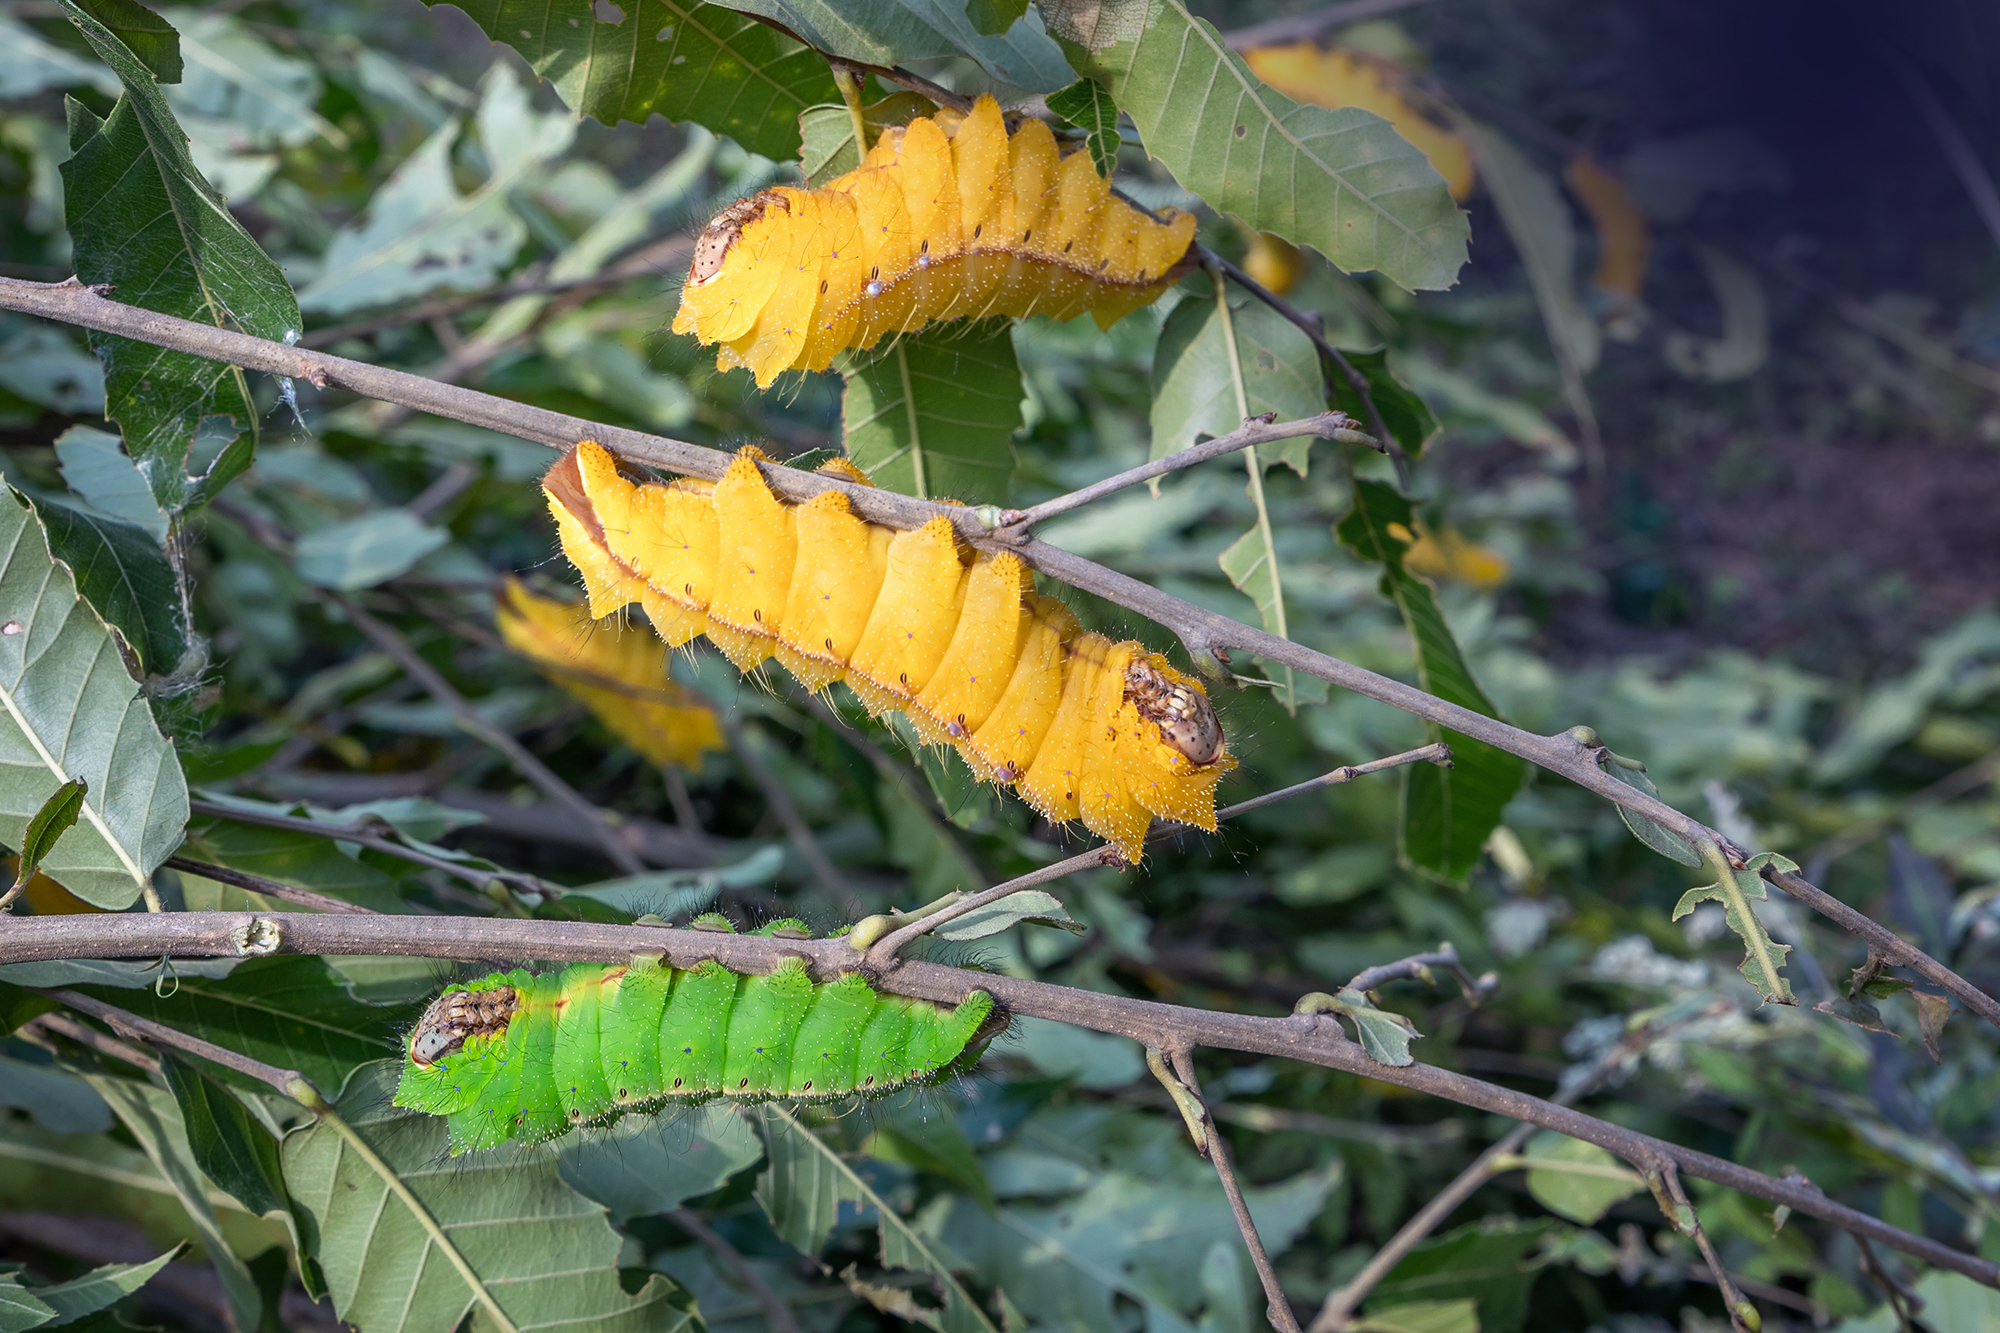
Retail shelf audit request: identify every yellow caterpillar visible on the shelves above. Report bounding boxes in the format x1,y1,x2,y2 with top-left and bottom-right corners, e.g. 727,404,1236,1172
494,578,724,770
542,441,1232,859
673,95,1198,387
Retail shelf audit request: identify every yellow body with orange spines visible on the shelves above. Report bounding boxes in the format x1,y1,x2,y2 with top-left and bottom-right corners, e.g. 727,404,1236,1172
540,441,1232,859
673,96,1198,387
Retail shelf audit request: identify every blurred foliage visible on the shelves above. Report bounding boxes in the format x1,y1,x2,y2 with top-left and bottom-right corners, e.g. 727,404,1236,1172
0,1,1996,1332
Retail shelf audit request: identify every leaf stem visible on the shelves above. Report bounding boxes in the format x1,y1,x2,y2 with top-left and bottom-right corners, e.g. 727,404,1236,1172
829,61,871,164
1699,836,1793,1005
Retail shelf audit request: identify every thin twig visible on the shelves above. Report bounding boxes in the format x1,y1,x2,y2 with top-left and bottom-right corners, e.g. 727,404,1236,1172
862,744,1450,966
1344,942,1493,1002
329,593,647,876
187,798,547,897
163,856,378,915
6,912,1990,1289
1310,1000,1728,1330
1157,1045,1302,1333
994,410,1368,534
1222,0,1439,50
1650,1161,1757,1333
7,277,1994,1033
20,1012,160,1073
719,715,849,900
668,1207,802,1333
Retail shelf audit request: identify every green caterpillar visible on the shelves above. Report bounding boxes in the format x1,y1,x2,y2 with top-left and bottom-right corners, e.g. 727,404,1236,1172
394,918,1006,1154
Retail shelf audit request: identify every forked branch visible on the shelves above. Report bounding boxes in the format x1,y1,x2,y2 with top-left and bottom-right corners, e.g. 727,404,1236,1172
2,276,1996,1034
5,911,1994,1289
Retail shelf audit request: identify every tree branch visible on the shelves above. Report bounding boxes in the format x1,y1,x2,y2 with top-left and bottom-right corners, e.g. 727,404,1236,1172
4,277,1993,1036
7,912,1994,1288
1153,1045,1302,1333
993,410,1371,535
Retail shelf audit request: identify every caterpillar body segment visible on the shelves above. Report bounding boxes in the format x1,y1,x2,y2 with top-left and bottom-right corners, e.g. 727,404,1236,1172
674,95,1199,386
542,441,1233,860
395,955,1005,1154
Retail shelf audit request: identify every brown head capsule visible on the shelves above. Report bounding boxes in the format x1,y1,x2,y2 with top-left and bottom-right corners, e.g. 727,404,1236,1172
1125,660,1226,767
408,986,518,1068
689,192,787,285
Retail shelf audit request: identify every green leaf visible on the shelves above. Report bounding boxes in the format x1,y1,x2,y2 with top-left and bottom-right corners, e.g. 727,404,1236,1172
1324,348,1439,459
54,425,169,541
755,1105,1000,1333
1045,78,1122,176
425,0,842,161
798,91,938,186
867,1101,997,1212
81,956,412,1094
0,1276,56,1333
1367,1220,1552,1333
0,488,187,909
712,0,1072,92
1336,481,1525,879
89,1076,264,1333
69,0,179,82
0,1051,111,1132
0,12,119,98
1064,0,1469,292
59,0,300,514
1151,291,1323,477
1520,1132,1643,1225
1352,1300,1481,1333
885,711,997,831
1460,123,1598,375
1599,756,1700,866
1313,987,1421,1066
556,1103,763,1220
931,889,1083,941
298,66,570,315
162,1055,290,1217
839,320,1021,504
282,1061,694,1333
1672,863,1795,1006
20,1248,180,1327
12,777,87,894
36,498,192,679
291,510,451,591
965,0,1030,37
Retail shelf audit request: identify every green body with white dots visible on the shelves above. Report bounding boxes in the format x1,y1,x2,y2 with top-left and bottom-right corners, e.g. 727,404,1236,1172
394,928,1003,1155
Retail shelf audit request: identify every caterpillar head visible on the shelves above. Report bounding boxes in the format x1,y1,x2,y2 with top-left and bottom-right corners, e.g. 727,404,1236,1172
1125,660,1225,768
690,192,790,286
409,986,519,1068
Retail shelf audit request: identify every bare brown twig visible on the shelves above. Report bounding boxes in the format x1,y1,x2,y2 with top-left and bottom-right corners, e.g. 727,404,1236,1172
8,911,1995,1288
1152,1045,1302,1333
993,410,1370,534
3,277,1995,1036
164,855,378,915
860,744,1451,966
187,798,548,897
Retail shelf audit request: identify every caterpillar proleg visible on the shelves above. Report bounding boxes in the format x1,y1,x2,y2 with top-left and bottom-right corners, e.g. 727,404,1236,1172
542,441,1233,860
394,920,1006,1154
673,95,1198,386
